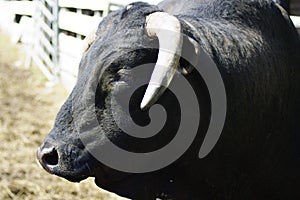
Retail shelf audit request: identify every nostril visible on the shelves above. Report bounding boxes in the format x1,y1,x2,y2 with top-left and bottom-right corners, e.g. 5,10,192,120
42,148,59,166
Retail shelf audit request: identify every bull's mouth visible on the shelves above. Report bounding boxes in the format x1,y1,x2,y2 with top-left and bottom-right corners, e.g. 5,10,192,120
94,169,131,187
94,176,130,196
94,169,162,200
94,174,142,199
51,163,93,183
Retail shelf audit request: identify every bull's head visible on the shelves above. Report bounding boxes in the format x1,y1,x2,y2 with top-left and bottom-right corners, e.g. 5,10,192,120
37,2,201,199
36,0,300,198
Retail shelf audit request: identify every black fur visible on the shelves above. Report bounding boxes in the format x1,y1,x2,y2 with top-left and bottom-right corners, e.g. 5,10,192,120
38,0,300,199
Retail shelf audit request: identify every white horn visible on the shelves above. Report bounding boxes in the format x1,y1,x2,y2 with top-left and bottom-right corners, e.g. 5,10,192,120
82,27,97,53
141,12,183,110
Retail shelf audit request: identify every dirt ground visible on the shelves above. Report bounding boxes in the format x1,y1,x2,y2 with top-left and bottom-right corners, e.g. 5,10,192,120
0,31,126,200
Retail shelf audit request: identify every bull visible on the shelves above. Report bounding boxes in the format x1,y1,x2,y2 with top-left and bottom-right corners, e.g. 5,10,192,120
37,0,300,199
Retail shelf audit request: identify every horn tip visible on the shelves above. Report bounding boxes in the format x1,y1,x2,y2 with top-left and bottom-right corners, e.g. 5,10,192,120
140,85,161,110
140,99,149,111
140,93,153,110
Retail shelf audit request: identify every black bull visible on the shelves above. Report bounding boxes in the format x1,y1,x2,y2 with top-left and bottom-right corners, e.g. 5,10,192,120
37,0,300,199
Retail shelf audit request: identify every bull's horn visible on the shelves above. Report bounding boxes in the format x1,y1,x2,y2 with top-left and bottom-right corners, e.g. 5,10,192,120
140,12,183,110
82,27,97,53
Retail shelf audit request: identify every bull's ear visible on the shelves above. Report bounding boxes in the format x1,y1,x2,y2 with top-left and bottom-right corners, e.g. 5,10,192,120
179,36,200,75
